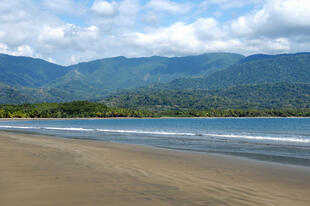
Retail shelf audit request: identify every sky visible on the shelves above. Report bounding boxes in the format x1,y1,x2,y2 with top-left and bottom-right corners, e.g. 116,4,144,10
0,0,310,65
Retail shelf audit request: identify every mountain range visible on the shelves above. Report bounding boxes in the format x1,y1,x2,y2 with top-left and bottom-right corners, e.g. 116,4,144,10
0,53,243,103
0,52,310,110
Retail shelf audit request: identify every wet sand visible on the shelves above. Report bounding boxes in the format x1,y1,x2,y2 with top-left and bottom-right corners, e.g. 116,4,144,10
0,131,309,206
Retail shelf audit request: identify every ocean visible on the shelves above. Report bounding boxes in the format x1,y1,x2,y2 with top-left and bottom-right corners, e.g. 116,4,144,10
1,118,310,166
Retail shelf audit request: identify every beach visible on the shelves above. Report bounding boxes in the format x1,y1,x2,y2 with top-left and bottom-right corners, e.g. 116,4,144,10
0,131,310,206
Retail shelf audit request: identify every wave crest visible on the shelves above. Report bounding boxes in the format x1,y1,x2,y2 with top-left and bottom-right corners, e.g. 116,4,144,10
0,125,309,143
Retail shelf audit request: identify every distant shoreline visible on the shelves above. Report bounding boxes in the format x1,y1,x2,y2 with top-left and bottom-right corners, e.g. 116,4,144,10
1,116,310,121
1,101,309,119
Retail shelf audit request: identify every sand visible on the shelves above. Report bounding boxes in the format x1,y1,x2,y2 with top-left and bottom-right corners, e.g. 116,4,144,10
0,131,309,206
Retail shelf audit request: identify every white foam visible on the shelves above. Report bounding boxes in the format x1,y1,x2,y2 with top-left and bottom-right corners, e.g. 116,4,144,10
0,125,309,143
0,125,39,129
0,125,94,132
203,133,310,143
96,129,196,136
43,127,94,132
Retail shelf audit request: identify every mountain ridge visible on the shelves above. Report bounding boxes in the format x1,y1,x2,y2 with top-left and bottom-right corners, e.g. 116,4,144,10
0,52,244,103
159,52,310,90
1,52,310,110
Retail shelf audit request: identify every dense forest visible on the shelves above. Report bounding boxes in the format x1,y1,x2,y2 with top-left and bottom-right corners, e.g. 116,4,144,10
104,82,310,110
158,53,310,90
0,53,243,103
0,101,152,118
0,101,309,118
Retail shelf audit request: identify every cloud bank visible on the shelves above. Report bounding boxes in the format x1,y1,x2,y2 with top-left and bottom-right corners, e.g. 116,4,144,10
0,0,309,65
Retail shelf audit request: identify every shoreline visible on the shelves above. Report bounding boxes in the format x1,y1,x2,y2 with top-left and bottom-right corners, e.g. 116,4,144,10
1,116,310,121
1,131,310,205
2,129,310,168
1,118,310,168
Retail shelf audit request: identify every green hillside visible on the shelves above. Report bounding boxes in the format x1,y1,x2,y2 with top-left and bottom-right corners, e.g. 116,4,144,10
0,83,89,104
46,53,243,96
239,52,310,63
1,52,310,110
163,53,310,90
104,82,310,110
0,83,33,104
0,53,243,103
0,54,69,88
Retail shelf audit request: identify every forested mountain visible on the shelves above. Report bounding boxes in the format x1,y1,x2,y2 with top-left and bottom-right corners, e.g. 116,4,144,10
104,82,310,110
162,53,310,90
0,53,243,102
239,52,310,63
1,52,310,111
102,53,310,111
46,53,243,95
0,54,68,88
0,83,86,104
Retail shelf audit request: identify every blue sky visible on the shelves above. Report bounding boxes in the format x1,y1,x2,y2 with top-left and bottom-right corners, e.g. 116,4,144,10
0,0,310,65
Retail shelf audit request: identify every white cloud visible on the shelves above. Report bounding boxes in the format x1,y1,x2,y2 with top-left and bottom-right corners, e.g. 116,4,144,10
146,0,192,15
193,18,225,40
88,0,140,35
0,43,35,59
0,0,53,54
37,24,100,63
127,4,299,57
117,0,140,25
213,11,223,18
130,19,232,57
14,45,34,56
267,38,290,51
231,0,310,38
142,12,160,25
42,0,85,15
0,0,310,65
0,43,9,53
91,0,119,17
0,0,102,64
202,0,259,10
231,16,253,36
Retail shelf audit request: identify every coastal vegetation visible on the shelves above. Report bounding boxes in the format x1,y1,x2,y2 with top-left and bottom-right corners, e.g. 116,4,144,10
0,101,152,118
0,101,309,118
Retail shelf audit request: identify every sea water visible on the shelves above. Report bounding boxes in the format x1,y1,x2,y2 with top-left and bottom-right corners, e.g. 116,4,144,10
1,118,310,166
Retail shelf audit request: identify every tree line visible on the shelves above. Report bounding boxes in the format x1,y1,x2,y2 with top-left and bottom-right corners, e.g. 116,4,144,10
0,101,310,118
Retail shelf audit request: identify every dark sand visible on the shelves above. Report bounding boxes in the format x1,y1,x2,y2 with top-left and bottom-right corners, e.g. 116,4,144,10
0,131,309,206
